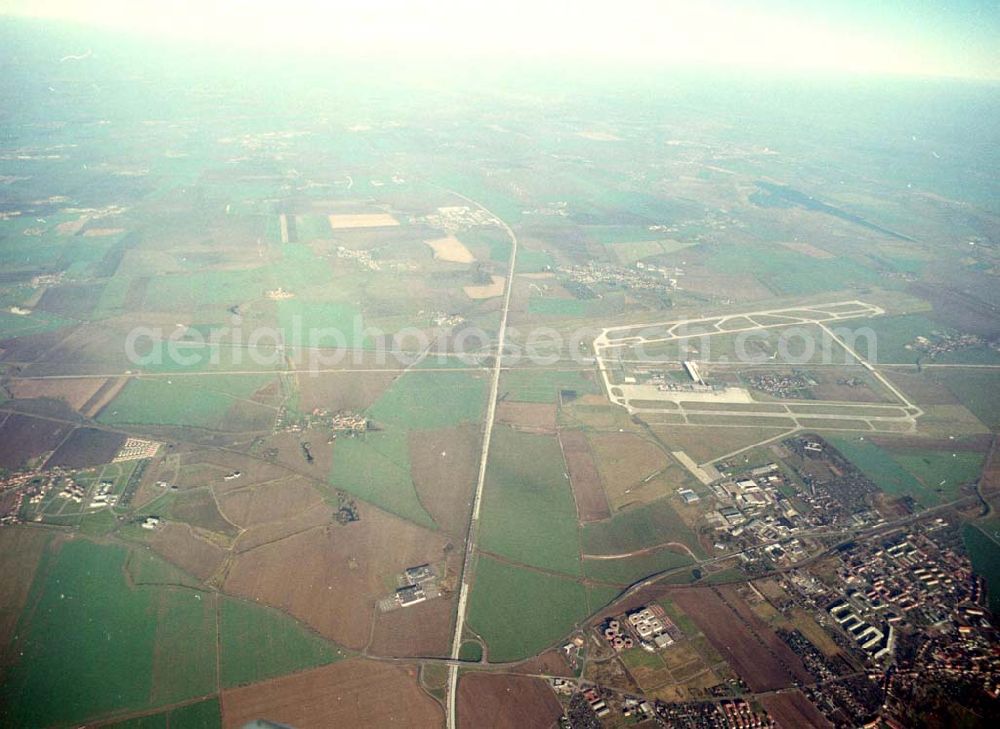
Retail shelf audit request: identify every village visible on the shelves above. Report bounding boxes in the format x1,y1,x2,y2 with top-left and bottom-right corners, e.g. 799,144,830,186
907,332,1000,359
273,407,368,437
550,676,776,728
555,261,679,299
0,437,160,527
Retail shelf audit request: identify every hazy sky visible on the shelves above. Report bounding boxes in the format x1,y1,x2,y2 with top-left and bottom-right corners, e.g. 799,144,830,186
2,0,998,79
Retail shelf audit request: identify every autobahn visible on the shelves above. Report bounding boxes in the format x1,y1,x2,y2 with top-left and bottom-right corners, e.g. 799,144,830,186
444,191,519,729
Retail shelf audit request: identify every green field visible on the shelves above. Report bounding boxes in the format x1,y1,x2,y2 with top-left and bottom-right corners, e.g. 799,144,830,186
701,567,747,584
621,645,667,671
527,297,603,318
0,539,197,727
516,247,555,273
220,596,346,687
964,523,1000,614
367,370,486,429
78,508,120,536
585,225,666,245
609,239,670,264
855,313,1000,365
704,244,881,296
892,450,984,497
582,548,694,586
296,214,335,241
854,313,940,363
163,488,240,537
0,308,74,339
657,597,700,637
103,698,222,729
429,170,525,224
135,338,283,374
147,585,219,706
458,640,483,662
98,374,274,429
0,539,346,727
478,427,581,575
467,556,589,662
142,267,272,310
276,299,367,349
140,244,334,314
329,369,487,528
829,437,929,504
500,368,600,403
587,583,623,614
126,546,202,588
829,437,982,507
581,496,705,559
632,323,851,365
934,370,1000,430
328,430,436,529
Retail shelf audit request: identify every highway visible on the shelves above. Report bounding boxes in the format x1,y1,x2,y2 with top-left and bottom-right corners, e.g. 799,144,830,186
444,191,519,729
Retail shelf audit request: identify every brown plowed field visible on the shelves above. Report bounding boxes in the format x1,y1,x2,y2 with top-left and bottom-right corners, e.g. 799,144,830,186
147,522,226,582
0,527,54,648
714,585,812,684
80,376,127,418
233,501,334,553
760,689,833,729
651,424,791,465
0,326,72,363
327,212,400,229
46,427,126,469
264,428,335,480
296,369,398,412
216,488,253,526
8,377,106,412
0,413,72,470
589,432,671,508
497,401,557,432
35,283,103,316
409,424,479,537
218,475,325,529
224,503,449,650
671,587,811,692
183,450,294,493
369,596,454,658
168,488,239,537
457,672,563,729
559,429,610,522
219,398,279,433
221,659,441,729
884,370,959,406
512,649,574,678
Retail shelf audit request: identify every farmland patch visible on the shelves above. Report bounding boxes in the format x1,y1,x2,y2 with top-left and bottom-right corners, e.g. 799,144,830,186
559,429,610,522
467,556,589,662
224,504,448,650
478,426,581,575
457,673,563,729
220,659,439,728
